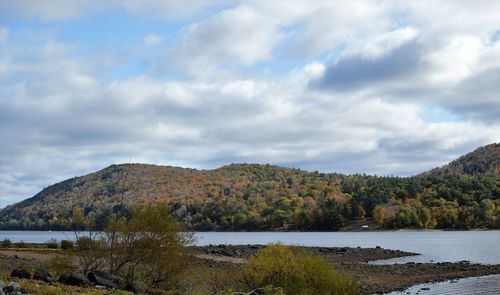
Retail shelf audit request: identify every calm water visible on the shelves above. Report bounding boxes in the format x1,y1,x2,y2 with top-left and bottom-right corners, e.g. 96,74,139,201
1,230,499,294
385,274,500,295
195,231,500,264
2,230,499,264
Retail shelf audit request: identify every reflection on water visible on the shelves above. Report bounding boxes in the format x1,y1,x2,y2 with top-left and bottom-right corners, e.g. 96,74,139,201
385,274,500,295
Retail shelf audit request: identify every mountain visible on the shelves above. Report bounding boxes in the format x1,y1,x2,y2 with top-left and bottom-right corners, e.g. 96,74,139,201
0,144,498,231
423,143,499,177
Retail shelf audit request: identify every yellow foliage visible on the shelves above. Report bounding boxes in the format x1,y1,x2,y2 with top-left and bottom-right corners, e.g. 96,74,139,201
242,244,359,295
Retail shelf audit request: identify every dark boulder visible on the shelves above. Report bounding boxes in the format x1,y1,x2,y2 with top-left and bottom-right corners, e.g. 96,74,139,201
125,281,149,294
125,281,167,294
10,268,31,279
4,282,21,292
88,271,125,290
33,268,53,283
58,274,90,286
4,282,30,294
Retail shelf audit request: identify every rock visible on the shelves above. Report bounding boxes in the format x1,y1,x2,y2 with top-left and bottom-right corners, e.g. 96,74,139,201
88,271,125,290
125,281,149,294
33,268,53,283
124,281,167,295
4,282,21,293
0,281,5,289
58,274,90,286
420,287,430,291
10,269,31,279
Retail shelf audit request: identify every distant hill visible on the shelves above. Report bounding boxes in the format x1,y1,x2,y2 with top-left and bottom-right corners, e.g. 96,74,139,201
423,143,499,177
0,144,498,231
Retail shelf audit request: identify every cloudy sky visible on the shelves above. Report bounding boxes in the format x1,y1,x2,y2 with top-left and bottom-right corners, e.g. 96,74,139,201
1,0,499,206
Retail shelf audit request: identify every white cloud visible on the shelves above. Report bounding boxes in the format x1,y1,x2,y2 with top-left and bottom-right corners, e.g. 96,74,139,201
424,36,484,85
166,4,284,77
1,0,500,205
348,27,420,60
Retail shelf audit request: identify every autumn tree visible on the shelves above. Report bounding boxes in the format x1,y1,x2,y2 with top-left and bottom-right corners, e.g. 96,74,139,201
373,206,385,225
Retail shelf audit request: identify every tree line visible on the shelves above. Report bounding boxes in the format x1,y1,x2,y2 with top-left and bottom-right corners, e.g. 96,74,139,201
0,164,498,231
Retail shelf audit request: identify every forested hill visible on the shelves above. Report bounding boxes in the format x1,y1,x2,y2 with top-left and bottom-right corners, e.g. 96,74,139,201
0,144,498,231
423,143,499,177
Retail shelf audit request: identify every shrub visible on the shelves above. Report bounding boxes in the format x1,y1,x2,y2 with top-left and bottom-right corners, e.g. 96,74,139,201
47,254,78,278
47,238,59,249
0,239,12,248
60,240,74,250
17,240,26,248
104,204,194,289
73,235,108,273
68,204,193,290
242,244,359,295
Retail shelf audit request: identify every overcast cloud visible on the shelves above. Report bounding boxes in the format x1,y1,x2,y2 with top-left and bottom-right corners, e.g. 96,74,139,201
0,0,499,206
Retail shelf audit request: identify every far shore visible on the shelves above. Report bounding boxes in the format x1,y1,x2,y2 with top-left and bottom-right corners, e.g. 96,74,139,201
0,227,497,233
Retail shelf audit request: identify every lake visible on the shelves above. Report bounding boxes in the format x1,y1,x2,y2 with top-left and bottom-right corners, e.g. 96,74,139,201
1,230,499,294
1,230,499,264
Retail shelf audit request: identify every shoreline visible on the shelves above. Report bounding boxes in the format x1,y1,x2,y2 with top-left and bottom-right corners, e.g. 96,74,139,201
194,244,500,295
0,227,496,232
1,243,499,294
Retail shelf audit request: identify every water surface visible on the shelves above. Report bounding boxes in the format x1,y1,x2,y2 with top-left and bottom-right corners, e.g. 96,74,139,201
1,230,499,294
385,274,500,295
2,230,499,264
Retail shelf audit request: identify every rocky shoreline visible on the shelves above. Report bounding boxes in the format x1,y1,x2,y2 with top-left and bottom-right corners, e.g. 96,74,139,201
194,244,417,263
1,244,499,294
346,262,500,294
194,245,500,295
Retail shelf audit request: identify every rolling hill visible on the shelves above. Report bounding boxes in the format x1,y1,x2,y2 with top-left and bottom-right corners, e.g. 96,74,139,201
0,144,498,231
423,143,499,177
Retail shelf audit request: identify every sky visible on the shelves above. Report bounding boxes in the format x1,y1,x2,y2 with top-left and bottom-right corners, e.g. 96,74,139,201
1,0,499,207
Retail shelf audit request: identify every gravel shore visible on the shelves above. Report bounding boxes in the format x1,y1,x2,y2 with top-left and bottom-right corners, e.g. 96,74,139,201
194,245,500,294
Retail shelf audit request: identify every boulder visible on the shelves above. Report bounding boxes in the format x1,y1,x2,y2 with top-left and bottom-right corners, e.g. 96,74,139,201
33,268,53,283
10,269,31,279
124,281,167,295
58,274,90,286
125,281,149,294
3,282,21,293
0,282,29,295
88,271,125,290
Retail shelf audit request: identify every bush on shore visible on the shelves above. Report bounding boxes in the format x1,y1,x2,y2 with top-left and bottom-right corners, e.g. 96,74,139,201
242,244,359,295
68,203,193,291
0,239,12,248
60,240,73,250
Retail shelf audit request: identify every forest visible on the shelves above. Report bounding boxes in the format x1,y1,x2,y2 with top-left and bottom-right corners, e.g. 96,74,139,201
0,161,498,231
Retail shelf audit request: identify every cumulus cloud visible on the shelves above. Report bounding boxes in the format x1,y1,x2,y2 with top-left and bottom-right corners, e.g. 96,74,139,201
313,34,421,91
164,4,284,77
312,25,500,123
1,0,500,205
